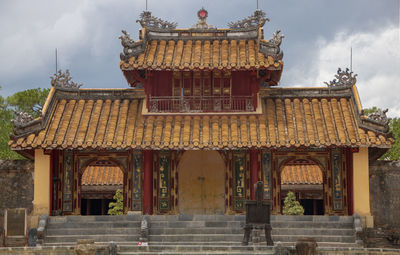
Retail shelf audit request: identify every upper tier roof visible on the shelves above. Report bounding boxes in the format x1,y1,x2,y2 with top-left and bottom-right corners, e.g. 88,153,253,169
119,9,284,86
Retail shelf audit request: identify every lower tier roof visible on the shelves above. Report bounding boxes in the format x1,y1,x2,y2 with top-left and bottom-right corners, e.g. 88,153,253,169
9,87,392,151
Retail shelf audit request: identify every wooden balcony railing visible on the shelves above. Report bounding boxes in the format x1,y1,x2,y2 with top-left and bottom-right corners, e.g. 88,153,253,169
148,95,255,113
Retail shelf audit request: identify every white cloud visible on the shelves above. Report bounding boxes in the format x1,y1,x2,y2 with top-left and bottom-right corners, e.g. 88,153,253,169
285,25,400,117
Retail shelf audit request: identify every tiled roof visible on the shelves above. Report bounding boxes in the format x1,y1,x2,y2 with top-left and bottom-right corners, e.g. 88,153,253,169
281,164,323,185
9,87,393,150
120,39,283,71
82,165,123,186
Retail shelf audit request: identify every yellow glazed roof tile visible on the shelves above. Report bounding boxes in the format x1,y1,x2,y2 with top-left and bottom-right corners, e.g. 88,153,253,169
120,39,283,71
10,91,392,150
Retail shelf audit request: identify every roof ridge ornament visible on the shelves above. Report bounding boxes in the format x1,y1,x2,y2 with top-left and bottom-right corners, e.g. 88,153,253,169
324,68,357,88
51,69,82,89
190,8,216,30
268,30,284,48
367,109,391,126
12,111,35,128
228,9,270,29
136,11,177,29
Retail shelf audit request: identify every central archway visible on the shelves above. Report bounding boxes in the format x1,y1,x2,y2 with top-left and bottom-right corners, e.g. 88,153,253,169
178,151,225,214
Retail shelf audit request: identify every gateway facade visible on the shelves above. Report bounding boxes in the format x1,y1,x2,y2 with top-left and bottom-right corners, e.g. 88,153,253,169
9,9,392,226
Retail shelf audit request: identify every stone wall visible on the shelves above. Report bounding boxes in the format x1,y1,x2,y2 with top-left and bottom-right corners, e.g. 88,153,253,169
0,160,34,229
370,160,400,228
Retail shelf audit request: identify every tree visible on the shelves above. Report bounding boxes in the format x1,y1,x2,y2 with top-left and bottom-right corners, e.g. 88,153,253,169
108,189,124,215
6,88,50,118
384,117,400,160
0,89,20,159
0,87,50,159
282,191,304,215
363,107,400,160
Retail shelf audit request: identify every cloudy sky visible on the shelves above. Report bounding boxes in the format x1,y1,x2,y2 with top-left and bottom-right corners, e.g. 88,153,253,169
0,0,399,116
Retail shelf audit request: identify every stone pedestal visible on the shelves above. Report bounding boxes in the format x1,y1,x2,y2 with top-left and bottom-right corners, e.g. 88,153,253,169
75,239,96,255
295,237,317,255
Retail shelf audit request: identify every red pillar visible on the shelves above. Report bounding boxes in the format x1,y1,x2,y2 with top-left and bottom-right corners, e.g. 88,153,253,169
347,148,354,215
49,150,54,216
143,150,153,215
250,150,259,200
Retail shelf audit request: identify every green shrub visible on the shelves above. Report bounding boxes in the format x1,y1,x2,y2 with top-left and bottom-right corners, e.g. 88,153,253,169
108,189,124,215
282,191,304,215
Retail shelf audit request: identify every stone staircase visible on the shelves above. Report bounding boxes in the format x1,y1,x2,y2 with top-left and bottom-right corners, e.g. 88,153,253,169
43,214,358,254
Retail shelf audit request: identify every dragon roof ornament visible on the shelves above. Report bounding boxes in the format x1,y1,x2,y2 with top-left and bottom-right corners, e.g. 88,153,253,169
190,8,216,30
119,30,145,61
367,109,391,126
136,11,177,29
228,9,270,29
259,30,284,60
51,69,82,89
324,68,357,88
12,111,34,128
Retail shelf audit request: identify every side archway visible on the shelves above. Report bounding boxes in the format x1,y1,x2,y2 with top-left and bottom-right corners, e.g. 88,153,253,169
278,158,327,215
75,156,128,215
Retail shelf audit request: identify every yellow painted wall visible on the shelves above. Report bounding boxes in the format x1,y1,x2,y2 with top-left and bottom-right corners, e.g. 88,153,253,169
353,147,373,227
33,149,50,216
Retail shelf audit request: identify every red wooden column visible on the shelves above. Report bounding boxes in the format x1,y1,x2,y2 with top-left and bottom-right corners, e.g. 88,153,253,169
143,150,153,215
346,148,354,215
250,149,259,200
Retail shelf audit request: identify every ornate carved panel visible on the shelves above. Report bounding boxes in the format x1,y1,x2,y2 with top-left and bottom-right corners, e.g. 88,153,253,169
132,151,142,211
232,151,247,211
157,151,171,212
262,151,272,200
332,149,343,211
62,150,74,213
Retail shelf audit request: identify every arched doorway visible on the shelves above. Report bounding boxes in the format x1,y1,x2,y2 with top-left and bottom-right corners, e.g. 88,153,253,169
178,151,225,214
280,159,324,215
80,160,124,215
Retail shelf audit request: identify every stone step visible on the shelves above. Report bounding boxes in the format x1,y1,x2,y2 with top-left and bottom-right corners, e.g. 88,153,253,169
146,215,353,223
118,244,275,255
147,234,355,243
118,244,275,252
47,221,141,229
47,220,353,231
48,214,141,223
48,215,353,223
47,227,140,235
136,242,360,248
148,220,353,229
44,232,356,246
117,252,274,255
273,235,356,243
43,241,360,249
148,227,354,236
44,234,139,243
